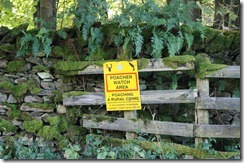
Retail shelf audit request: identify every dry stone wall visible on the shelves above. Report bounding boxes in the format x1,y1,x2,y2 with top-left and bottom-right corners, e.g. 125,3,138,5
0,24,240,147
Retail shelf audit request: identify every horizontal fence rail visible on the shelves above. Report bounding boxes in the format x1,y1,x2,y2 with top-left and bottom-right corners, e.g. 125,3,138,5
195,97,240,111
63,89,197,106
83,114,240,138
67,59,195,75
194,124,240,138
205,66,240,78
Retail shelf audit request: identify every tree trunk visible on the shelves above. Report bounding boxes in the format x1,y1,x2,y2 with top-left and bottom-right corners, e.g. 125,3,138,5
38,0,57,29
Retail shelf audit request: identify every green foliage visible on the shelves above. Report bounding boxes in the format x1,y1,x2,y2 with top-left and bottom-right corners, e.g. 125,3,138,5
84,134,178,159
17,27,52,58
63,144,81,159
12,138,61,159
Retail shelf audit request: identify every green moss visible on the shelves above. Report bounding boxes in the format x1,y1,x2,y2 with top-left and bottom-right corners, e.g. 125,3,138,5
6,60,25,73
163,55,195,69
0,44,16,53
32,65,50,72
0,119,18,132
137,58,149,70
66,107,83,120
195,53,226,79
51,46,76,61
63,91,88,97
20,112,34,121
27,79,42,95
117,45,132,60
84,114,117,123
44,116,61,126
53,60,111,75
206,33,235,53
25,103,55,111
38,126,61,141
0,81,28,100
22,119,43,133
56,135,69,149
7,108,21,120
52,90,63,103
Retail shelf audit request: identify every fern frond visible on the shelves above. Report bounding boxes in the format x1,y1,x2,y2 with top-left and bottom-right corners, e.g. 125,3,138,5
184,33,194,50
43,37,52,57
32,37,40,58
151,30,164,58
114,35,123,47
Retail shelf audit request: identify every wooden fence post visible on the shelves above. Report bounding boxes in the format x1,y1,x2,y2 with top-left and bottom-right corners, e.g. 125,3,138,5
195,78,209,147
124,111,137,140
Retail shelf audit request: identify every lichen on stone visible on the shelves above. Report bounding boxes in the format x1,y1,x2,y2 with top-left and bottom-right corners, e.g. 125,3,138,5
22,119,43,133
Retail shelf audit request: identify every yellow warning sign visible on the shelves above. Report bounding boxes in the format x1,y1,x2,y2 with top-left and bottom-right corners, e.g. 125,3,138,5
103,60,141,111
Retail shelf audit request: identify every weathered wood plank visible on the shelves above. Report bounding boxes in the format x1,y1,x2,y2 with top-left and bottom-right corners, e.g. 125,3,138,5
83,114,194,137
205,66,240,78
124,111,138,140
196,97,240,111
63,89,197,106
195,78,209,146
194,124,240,138
76,59,194,75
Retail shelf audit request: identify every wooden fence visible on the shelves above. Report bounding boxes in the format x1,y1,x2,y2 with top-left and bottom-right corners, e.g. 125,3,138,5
62,58,240,148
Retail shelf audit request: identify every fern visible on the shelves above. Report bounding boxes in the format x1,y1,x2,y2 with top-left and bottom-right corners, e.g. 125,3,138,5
88,27,103,55
167,33,184,56
57,29,67,39
184,33,194,50
16,27,52,58
151,30,164,58
133,26,143,56
114,35,123,48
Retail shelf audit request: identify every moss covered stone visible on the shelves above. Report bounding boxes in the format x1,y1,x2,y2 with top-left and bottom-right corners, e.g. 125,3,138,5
0,81,27,100
22,119,43,133
0,44,17,53
0,118,17,132
38,126,61,141
43,115,68,132
6,60,25,73
0,79,41,100
7,108,21,120
32,65,50,72
205,33,235,53
23,103,55,112
54,59,108,75
20,112,34,121
163,55,195,69
51,46,77,61
137,58,149,70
